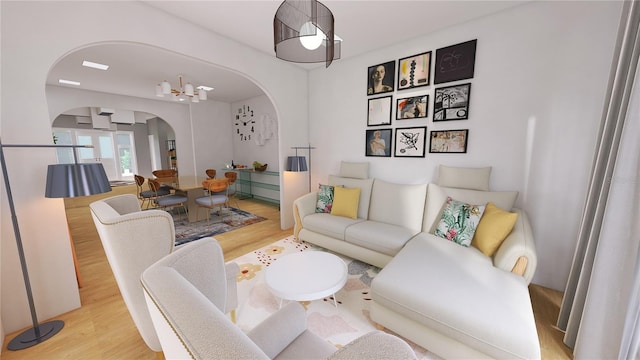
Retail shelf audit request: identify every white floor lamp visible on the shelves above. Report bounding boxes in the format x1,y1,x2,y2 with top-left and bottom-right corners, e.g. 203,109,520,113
0,138,111,350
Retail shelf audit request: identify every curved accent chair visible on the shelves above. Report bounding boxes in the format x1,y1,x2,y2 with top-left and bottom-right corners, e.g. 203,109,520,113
90,195,240,356
141,238,415,360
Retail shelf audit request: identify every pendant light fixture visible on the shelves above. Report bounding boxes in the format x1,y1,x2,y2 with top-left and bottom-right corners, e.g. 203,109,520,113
274,0,341,68
155,75,210,103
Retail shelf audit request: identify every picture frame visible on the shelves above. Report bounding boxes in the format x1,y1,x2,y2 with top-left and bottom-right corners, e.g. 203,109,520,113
367,95,393,126
366,128,392,157
429,129,469,153
367,61,395,95
433,83,471,121
394,127,426,157
396,95,428,120
397,51,431,90
434,39,477,84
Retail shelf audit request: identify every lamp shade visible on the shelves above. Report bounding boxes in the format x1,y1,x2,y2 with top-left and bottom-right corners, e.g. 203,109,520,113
274,0,341,67
45,163,112,198
286,156,308,172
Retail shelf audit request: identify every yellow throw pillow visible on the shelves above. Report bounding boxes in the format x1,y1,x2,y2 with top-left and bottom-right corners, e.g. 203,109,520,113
472,202,518,256
331,187,360,219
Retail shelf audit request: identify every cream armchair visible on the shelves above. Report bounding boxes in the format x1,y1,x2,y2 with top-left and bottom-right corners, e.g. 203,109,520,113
89,194,239,353
141,238,417,360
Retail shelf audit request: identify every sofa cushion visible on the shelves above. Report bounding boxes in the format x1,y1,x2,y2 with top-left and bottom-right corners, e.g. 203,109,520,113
331,187,361,219
303,213,364,241
345,221,417,257
472,202,519,256
437,165,491,191
424,184,518,234
329,175,374,220
315,184,335,213
434,197,485,247
371,234,539,359
339,161,369,179
368,179,427,234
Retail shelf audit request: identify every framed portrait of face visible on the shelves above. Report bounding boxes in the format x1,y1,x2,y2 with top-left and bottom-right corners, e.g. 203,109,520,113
397,51,431,90
367,61,395,95
365,128,392,157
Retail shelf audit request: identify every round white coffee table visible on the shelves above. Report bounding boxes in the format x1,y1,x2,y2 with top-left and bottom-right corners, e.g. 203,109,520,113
265,251,347,307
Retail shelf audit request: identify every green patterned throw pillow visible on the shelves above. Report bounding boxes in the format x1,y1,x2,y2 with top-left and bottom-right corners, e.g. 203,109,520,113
435,197,486,247
316,184,335,213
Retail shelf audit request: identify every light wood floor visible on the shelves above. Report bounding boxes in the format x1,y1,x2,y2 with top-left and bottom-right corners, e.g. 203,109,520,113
2,184,572,359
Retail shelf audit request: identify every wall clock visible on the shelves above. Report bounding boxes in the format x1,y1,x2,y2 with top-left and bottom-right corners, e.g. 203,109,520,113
235,105,255,141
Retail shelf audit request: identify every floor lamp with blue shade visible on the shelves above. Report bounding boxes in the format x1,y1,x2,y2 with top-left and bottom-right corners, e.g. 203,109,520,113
0,138,111,350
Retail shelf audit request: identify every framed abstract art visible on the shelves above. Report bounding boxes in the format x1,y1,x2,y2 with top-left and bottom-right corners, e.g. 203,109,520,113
433,83,471,121
434,39,477,84
429,129,469,153
367,95,393,126
396,95,428,120
394,127,426,157
397,51,431,90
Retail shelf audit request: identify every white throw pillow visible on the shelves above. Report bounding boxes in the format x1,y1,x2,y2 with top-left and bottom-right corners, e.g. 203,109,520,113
437,165,492,191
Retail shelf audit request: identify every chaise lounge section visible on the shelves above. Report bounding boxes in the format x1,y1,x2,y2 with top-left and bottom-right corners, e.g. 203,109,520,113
293,162,540,359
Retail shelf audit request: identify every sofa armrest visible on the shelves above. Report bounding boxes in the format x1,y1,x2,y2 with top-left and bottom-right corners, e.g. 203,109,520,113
493,208,538,284
293,191,318,241
247,302,307,359
327,331,417,360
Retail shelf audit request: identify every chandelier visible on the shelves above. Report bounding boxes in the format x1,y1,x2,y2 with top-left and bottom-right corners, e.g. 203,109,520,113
274,0,341,68
155,75,210,103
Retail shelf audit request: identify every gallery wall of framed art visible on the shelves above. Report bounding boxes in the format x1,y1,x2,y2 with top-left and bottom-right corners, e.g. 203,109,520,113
364,39,477,158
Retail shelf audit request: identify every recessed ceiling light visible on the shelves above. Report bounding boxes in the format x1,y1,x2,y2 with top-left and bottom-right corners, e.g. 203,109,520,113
59,79,81,86
196,85,214,91
82,60,109,70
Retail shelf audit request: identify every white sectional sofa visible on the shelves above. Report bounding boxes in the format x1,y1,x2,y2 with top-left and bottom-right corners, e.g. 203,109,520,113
293,162,541,359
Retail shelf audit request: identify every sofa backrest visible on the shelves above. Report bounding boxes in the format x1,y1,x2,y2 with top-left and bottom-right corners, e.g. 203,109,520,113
369,179,427,233
423,184,519,233
328,175,374,220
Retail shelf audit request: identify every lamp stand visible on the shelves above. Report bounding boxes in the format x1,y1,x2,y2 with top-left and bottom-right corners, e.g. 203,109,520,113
292,144,315,192
0,139,110,350
0,140,65,350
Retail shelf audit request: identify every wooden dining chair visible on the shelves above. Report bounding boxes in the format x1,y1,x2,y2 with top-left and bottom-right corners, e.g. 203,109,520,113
152,169,178,187
205,169,216,179
224,171,240,208
135,174,170,209
148,178,188,220
195,178,229,225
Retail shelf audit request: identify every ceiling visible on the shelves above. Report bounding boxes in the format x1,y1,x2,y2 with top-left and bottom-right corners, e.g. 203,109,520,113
48,1,529,107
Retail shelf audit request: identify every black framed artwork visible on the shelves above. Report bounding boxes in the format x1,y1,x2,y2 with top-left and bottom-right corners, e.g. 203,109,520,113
433,83,471,121
367,61,395,95
394,127,426,157
396,95,428,120
429,129,469,153
434,39,477,84
365,128,392,157
367,95,393,126
397,51,431,90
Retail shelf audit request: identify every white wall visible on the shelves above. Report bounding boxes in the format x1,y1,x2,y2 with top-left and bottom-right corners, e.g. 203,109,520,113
1,1,308,333
308,1,622,290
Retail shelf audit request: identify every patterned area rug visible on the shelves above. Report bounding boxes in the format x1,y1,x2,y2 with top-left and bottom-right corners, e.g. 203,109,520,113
231,236,439,359
173,207,266,246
